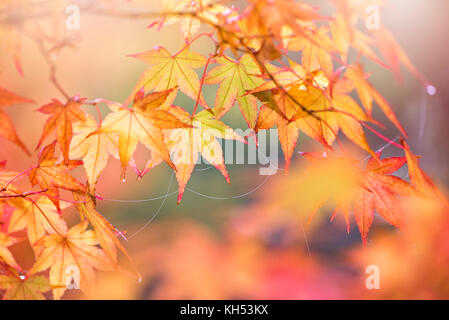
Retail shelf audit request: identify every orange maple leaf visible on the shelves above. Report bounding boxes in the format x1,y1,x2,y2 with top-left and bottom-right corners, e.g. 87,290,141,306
29,141,84,211
0,87,33,155
255,85,375,171
402,140,448,205
73,191,134,267
354,152,415,244
342,65,407,137
36,98,86,165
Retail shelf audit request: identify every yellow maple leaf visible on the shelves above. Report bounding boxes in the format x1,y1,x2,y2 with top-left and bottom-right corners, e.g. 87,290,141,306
127,46,208,107
141,107,245,204
30,220,114,300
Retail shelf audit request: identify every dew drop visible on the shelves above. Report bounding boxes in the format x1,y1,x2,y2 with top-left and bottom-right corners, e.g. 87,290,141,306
122,178,126,183
19,275,26,280
426,85,436,96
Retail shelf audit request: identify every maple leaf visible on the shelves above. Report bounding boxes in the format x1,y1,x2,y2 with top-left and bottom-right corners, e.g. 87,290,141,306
255,91,302,172
285,26,335,79
73,191,132,266
29,141,84,192
30,220,114,300
329,14,351,63
29,141,84,211
371,27,429,85
141,107,245,204
157,0,204,40
127,46,208,107
36,98,86,165
0,272,50,300
7,197,67,249
255,85,374,171
402,140,448,204
245,0,329,46
0,232,20,269
0,25,22,76
204,54,264,128
354,152,415,244
97,89,191,180
158,0,235,39
343,65,407,137
0,87,33,155
257,153,363,237
329,11,389,68
70,115,119,192
0,87,32,107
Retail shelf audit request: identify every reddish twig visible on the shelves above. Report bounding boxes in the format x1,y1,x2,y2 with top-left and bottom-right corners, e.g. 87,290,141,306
192,54,215,116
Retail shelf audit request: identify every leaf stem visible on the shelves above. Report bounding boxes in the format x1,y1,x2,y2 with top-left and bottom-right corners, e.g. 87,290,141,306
192,54,215,116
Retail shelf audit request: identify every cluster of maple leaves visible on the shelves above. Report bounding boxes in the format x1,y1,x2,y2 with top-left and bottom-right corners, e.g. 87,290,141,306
0,0,445,300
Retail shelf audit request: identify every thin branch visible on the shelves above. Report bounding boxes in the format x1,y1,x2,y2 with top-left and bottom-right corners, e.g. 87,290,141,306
0,189,48,199
35,40,70,99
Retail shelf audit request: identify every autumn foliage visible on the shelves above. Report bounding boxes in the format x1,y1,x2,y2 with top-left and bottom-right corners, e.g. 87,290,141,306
0,0,447,300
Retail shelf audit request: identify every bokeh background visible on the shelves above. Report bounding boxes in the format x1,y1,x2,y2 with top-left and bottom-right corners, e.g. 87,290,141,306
1,0,449,299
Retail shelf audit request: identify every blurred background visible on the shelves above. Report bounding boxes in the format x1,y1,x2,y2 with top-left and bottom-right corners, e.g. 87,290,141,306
1,0,449,299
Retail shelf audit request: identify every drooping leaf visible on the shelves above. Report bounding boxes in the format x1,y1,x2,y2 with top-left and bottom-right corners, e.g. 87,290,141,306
73,191,128,265
402,140,448,204
255,85,374,171
372,27,429,85
344,65,407,137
